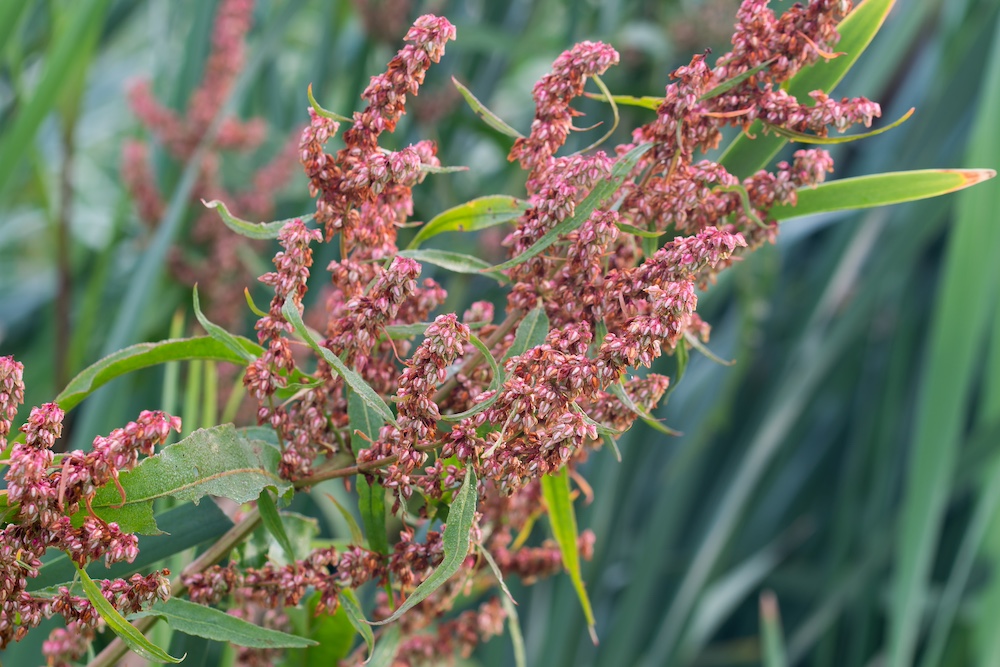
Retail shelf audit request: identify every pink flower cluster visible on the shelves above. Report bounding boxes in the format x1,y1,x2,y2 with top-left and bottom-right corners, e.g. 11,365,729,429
0,356,177,661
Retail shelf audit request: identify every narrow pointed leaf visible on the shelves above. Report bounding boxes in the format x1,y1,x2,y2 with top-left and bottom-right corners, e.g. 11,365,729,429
500,592,527,667
130,597,315,648
75,565,183,663
338,589,375,661
760,592,789,667
349,390,389,556
283,298,397,427
699,58,775,101
202,198,314,240
398,248,505,281
370,469,478,625
771,169,996,220
617,222,666,238
307,82,352,122
478,543,516,604
452,77,524,138
257,489,298,564
583,92,662,110
488,143,652,273
608,381,678,436
764,107,913,145
441,334,504,421
502,306,550,361
369,625,402,667
541,469,597,642
408,195,529,249
194,285,258,361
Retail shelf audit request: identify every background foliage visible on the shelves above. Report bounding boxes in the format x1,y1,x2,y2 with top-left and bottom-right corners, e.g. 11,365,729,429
1,0,999,664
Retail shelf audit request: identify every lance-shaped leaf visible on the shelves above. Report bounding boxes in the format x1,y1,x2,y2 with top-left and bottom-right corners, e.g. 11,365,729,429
617,222,667,239
719,0,896,178
370,468,478,625
583,92,662,110
398,249,505,282
541,468,597,643
771,169,997,220
699,59,775,101
193,285,258,361
369,625,402,667
348,390,390,556
760,592,789,667
81,425,291,534
488,143,653,273
764,107,913,145
307,82,352,123
502,305,550,362
339,589,376,661
407,195,530,249
202,198,315,240
257,489,298,564
283,298,398,427
75,564,183,663
608,382,679,437
452,77,524,138
130,597,316,648
441,334,505,421
54,336,257,415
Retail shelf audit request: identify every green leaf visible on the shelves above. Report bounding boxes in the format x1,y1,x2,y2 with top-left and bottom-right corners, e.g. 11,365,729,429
348,390,390,556
369,625,402,667
130,597,315,649
307,82,353,123
452,76,524,138
300,592,355,664
478,543,516,604
283,298,398,427
583,92,662,110
608,381,679,437
488,143,653,273
321,491,365,545
699,59,775,101
441,333,505,422
577,74,619,153
771,169,996,220
419,163,468,175
75,564,183,663
338,589,375,661
617,222,667,239
371,468,478,625
760,592,788,667
201,198,314,240
502,306,551,362
193,285,259,362
31,501,232,591
53,337,258,416
257,489,298,564
407,195,529,249
719,0,897,178
764,107,913,145
397,249,505,282
82,425,291,534
541,469,597,643
500,591,527,667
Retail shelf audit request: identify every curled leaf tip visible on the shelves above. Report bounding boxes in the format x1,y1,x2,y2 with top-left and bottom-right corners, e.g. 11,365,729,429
307,83,352,123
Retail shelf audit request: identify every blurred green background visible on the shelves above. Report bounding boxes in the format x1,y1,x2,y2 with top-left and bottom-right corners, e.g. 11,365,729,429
2,0,999,665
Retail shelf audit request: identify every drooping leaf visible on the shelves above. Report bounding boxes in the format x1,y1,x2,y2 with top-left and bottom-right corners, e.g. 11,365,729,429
452,77,524,138
478,543,516,604
307,82,352,123
407,196,530,249
719,0,897,178
541,469,597,643
397,249,505,282
502,306,551,362
193,285,258,361
441,334,505,421
488,143,653,272
257,489,298,564
771,168,996,220
608,381,679,437
371,469,478,625
339,589,375,661
81,425,291,534
348,390,389,556
75,565,183,663
283,298,398,427
368,625,402,667
130,597,316,649
55,337,257,415
202,198,314,240
583,92,662,110
764,107,913,145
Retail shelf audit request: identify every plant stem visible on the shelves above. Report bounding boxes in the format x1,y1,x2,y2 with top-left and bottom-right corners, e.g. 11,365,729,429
85,507,262,667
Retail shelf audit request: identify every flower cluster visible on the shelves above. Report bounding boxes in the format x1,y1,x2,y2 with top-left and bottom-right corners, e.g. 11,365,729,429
124,0,300,326
0,356,178,663
219,3,885,662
